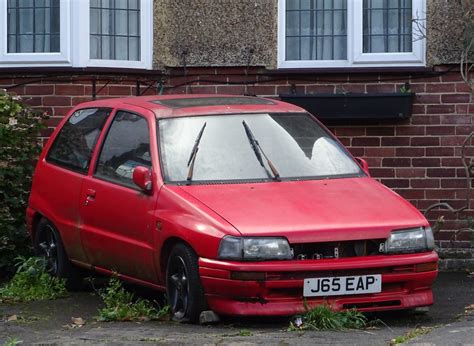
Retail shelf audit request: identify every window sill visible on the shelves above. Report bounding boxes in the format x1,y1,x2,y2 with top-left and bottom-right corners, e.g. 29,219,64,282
0,66,162,76
269,66,432,75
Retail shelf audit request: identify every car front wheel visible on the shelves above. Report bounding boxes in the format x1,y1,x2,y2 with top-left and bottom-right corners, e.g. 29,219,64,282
166,243,207,322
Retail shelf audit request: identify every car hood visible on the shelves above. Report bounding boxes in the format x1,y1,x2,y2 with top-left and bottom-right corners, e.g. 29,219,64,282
172,177,428,243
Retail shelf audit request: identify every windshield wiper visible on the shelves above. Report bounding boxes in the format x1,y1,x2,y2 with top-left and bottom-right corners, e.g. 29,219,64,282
242,120,280,181
186,122,207,184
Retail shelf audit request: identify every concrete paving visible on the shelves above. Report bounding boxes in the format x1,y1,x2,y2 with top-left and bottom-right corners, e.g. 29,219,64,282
0,272,472,345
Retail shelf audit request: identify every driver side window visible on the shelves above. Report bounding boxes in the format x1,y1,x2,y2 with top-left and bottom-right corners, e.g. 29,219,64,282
95,111,151,188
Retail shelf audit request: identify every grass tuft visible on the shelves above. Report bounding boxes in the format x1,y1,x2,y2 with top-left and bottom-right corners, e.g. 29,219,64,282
2,337,22,346
0,256,67,303
288,303,367,331
238,329,253,336
390,326,434,345
97,276,169,322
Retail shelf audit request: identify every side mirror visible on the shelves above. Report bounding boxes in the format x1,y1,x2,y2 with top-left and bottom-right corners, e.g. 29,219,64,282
132,166,153,193
355,157,370,176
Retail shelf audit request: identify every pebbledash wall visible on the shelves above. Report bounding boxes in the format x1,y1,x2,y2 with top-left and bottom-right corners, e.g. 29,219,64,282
0,0,473,269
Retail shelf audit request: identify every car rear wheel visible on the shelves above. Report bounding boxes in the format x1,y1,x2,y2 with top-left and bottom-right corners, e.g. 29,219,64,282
34,218,83,290
166,243,207,322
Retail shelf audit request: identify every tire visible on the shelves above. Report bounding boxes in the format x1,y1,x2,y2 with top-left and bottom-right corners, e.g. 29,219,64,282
166,243,207,323
34,218,83,291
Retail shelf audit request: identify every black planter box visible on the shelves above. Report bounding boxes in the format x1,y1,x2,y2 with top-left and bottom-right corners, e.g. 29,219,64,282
279,93,414,121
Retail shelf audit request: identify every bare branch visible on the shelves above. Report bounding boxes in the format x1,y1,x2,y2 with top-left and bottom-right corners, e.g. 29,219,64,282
412,9,427,42
460,38,474,95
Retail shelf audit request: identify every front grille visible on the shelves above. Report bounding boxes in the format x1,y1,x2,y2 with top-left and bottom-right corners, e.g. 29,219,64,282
266,267,397,281
342,300,401,309
291,239,385,260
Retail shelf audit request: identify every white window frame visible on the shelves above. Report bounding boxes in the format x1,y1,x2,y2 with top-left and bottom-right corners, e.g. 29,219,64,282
0,0,71,67
71,0,153,69
278,0,426,69
0,0,153,69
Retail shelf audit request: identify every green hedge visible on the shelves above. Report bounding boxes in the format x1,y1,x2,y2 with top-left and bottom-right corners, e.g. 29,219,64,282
0,90,46,275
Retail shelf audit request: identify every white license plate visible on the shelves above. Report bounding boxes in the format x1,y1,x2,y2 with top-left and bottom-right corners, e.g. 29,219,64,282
303,274,382,297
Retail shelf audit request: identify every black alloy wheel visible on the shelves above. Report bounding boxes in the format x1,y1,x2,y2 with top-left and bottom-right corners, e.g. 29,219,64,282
34,218,83,290
37,223,59,275
166,243,207,322
167,254,189,320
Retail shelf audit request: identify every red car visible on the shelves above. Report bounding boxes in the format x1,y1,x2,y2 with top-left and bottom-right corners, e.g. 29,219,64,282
27,95,438,322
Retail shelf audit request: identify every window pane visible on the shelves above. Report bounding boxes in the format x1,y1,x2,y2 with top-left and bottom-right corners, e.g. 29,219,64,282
286,10,299,36
50,34,60,52
301,37,311,60
90,35,100,58
90,0,141,61
115,36,128,60
129,0,139,10
116,10,129,36
116,0,128,9
129,37,140,60
129,10,139,36
285,0,347,61
363,0,413,53
19,35,34,52
19,9,34,34
7,0,60,53
47,109,111,173
90,8,100,35
95,112,151,188
286,36,299,60
286,0,299,10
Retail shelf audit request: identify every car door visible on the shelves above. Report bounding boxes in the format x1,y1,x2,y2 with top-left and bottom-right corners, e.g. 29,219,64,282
79,108,159,283
35,107,111,263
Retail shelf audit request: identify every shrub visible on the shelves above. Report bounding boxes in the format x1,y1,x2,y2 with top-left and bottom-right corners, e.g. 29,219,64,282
0,90,46,275
0,256,67,303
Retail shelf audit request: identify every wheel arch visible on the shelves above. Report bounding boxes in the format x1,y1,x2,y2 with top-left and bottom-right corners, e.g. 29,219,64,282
31,212,45,244
160,236,196,279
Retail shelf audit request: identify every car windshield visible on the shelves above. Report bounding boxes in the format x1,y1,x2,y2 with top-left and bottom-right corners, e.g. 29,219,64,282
158,113,363,183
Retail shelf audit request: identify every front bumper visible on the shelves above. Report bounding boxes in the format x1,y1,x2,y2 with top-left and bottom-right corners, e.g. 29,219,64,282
199,251,438,316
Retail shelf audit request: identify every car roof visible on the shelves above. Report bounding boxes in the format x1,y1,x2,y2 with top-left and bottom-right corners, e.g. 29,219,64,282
72,94,307,118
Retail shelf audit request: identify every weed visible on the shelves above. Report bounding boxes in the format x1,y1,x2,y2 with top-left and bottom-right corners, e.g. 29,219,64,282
288,303,367,331
139,337,164,343
239,329,253,336
0,256,67,303
2,337,22,346
97,276,169,322
390,326,434,345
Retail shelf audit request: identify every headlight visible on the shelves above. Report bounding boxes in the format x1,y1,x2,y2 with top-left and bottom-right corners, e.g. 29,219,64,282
385,227,435,254
218,236,293,260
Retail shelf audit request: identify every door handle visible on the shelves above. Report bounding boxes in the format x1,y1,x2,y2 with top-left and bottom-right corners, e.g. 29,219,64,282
84,189,96,206
86,189,96,198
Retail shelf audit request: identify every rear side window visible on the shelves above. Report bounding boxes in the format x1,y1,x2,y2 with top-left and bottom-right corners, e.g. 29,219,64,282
47,108,111,173
95,111,151,188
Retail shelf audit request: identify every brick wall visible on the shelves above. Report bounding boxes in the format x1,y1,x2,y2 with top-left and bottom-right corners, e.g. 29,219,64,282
1,67,473,258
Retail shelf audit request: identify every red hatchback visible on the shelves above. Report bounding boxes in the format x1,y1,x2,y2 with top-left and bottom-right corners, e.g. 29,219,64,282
27,95,438,322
